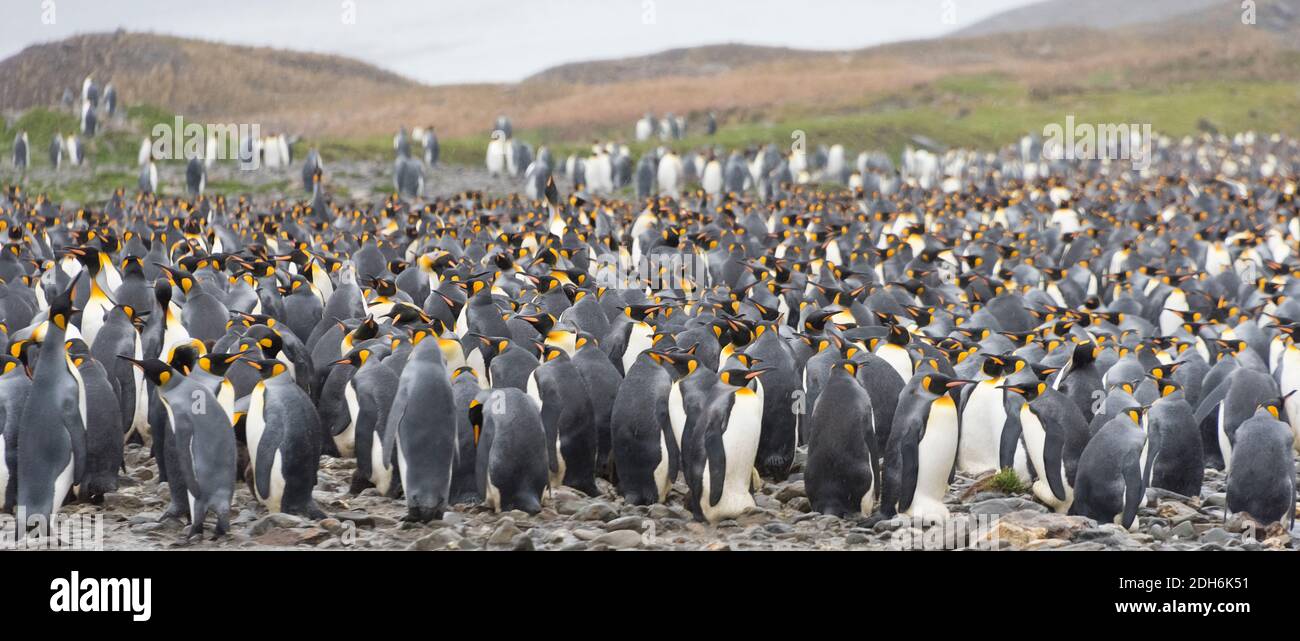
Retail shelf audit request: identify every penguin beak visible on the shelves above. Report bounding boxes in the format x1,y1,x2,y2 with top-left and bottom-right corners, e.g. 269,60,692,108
946,379,975,389
745,367,774,379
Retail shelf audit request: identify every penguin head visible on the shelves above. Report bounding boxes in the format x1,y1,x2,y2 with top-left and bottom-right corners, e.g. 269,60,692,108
119,356,177,387
979,354,1006,378
333,346,374,369
1000,381,1046,402
467,398,484,445
47,281,78,331
831,359,858,377
245,325,284,358
717,365,770,390
65,245,103,275
242,358,289,380
385,302,431,326
198,350,247,377
0,355,25,378
920,373,973,396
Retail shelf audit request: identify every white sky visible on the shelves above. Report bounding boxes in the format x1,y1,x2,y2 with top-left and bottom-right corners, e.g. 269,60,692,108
0,0,1042,85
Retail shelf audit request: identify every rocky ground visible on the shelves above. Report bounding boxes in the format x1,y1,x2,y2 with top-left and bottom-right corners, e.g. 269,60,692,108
26,444,1296,551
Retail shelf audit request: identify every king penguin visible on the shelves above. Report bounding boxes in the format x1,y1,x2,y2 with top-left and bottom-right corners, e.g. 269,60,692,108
122,357,236,538
693,364,770,523
332,344,400,496
0,356,32,512
15,284,86,533
881,373,971,523
382,329,458,521
243,357,325,518
1001,381,1074,512
471,387,549,514
1070,409,1147,531
527,345,598,495
610,349,679,505
1226,405,1296,527
804,360,878,518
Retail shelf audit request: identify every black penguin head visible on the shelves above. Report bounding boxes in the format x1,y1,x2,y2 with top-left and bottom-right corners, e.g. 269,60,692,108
1148,377,1181,398
119,356,177,387
518,313,557,336
384,302,431,326
245,325,284,358
242,358,289,380
831,359,858,377
886,322,910,347
999,381,1046,402
64,338,90,358
47,282,78,331
920,374,973,396
0,355,25,378
717,366,770,390
65,246,102,274
198,350,246,377
333,346,374,368
980,354,1006,378
166,339,206,375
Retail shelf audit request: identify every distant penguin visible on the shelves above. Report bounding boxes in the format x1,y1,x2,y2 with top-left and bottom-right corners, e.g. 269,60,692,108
421,127,440,167
186,158,206,196
11,132,29,172
1226,405,1296,527
881,373,970,523
1070,409,1147,531
243,358,324,518
394,156,424,198
383,331,459,521
472,387,549,514
805,361,877,518
49,134,63,168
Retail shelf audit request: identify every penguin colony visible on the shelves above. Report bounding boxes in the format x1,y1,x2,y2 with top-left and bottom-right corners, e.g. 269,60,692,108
1,120,1298,546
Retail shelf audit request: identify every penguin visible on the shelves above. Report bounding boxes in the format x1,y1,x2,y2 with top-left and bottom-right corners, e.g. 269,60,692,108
382,330,458,521
804,360,877,518
0,356,32,512
89,304,149,446
570,333,622,478
15,284,86,532
1195,367,1279,473
693,364,770,523
1226,405,1296,527
471,388,549,514
881,373,970,523
957,354,1020,476
1069,409,1147,531
243,358,324,518
742,322,800,480
1001,381,1074,512
610,350,679,505
527,346,598,495
122,357,236,538
604,303,659,376
332,345,400,495
67,346,123,504
448,366,482,505
1145,378,1203,498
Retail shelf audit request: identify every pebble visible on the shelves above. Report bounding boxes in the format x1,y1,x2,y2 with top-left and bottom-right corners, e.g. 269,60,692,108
487,518,522,548
604,516,644,532
573,502,618,522
592,530,643,549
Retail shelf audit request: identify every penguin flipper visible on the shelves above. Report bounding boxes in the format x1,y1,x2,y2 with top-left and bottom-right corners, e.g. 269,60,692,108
1043,424,1068,502
1192,378,1231,425
998,397,1023,470
65,402,87,483
704,425,726,507
898,432,921,514
253,428,278,501
1120,451,1144,529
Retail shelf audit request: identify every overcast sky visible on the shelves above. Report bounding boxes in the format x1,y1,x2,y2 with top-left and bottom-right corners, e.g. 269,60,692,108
1,0,1041,85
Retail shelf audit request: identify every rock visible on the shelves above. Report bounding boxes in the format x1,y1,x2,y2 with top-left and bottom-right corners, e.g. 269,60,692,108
754,494,780,510
1263,532,1292,550
102,492,144,509
1155,501,1199,525
592,530,643,549
648,505,674,520
1198,527,1234,546
1025,538,1069,550
1203,493,1227,507
572,528,602,541
969,497,1047,516
775,482,806,503
995,510,1091,540
605,516,644,532
488,518,521,548
248,513,307,536
786,497,811,512
1170,521,1197,540
333,511,376,528
254,527,329,546
573,502,618,522
319,518,345,535
764,522,794,535
845,532,869,545
408,529,464,551
511,533,536,551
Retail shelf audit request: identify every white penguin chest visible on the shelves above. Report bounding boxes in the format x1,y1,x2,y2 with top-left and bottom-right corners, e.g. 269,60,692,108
701,391,763,521
957,380,1007,474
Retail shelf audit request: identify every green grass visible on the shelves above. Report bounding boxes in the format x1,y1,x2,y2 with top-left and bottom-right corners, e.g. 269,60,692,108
5,69,1300,203
989,468,1030,495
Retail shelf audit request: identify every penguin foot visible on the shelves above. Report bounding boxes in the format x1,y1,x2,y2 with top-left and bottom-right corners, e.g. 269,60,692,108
157,508,187,523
